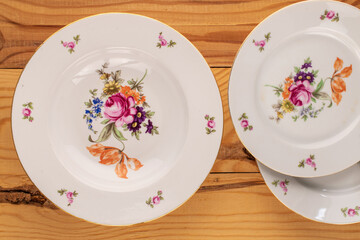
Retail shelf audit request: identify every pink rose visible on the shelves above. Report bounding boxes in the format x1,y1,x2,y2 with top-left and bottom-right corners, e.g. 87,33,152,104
207,120,216,129
62,41,68,47
205,114,209,119
67,41,75,49
66,191,73,199
348,208,356,217
311,162,316,168
279,181,286,188
305,158,312,165
259,40,266,47
68,198,74,204
240,119,248,128
254,41,259,46
160,38,167,46
288,80,314,106
22,108,31,117
152,196,161,205
159,34,163,40
327,10,335,19
104,93,136,127
282,187,288,193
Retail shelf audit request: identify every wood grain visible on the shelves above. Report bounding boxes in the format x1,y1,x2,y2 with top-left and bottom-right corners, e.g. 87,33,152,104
1,0,358,68
0,173,360,240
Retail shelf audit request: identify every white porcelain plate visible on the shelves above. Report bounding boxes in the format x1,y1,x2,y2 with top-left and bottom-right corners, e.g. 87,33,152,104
258,160,360,224
229,0,360,177
11,13,223,225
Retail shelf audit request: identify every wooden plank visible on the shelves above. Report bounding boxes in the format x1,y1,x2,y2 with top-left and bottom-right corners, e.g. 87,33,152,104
2,0,359,68
0,173,360,240
0,68,257,185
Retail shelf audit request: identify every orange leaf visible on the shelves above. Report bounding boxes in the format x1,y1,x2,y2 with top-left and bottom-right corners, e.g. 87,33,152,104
334,57,343,72
331,77,346,93
115,161,128,179
86,144,105,157
332,92,342,105
126,158,143,171
99,148,121,165
340,65,352,78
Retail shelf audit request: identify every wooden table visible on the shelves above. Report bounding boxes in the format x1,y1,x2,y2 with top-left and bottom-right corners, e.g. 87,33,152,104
1,0,360,239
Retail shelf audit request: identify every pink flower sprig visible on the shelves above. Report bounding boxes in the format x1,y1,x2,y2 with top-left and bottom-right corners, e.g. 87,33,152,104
341,206,359,217
320,10,339,22
205,115,216,134
272,179,289,195
238,113,253,131
22,102,34,122
298,154,317,171
57,189,79,206
253,32,271,52
156,32,176,48
146,190,164,208
61,35,80,54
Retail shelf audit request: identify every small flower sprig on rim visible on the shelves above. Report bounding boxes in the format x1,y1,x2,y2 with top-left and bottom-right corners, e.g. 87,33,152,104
204,115,216,134
57,189,78,206
61,35,80,54
22,102,34,122
146,190,164,208
341,206,359,217
298,154,317,171
253,32,271,52
320,10,339,22
156,32,176,48
83,89,104,133
272,179,289,195
238,113,253,131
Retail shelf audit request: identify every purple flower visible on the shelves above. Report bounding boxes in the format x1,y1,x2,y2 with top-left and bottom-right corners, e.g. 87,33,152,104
294,71,306,82
207,120,216,129
348,208,356,217
22,108,31,117
305,158,312,165
153,196,161,205
145,119,153,134
301,62,312,69
259,40,266,47
279,181,286,188
134,106,146,124
304,72,314,83
327,10,335,19
127,120,141,132
240,119,248,128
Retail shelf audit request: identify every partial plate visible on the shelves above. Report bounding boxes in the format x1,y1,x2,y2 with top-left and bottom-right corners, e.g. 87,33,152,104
11,13,223,226
258,160,360,224
229,0,360,177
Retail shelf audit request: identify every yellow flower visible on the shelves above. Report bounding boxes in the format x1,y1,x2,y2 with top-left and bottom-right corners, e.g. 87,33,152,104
100,73,110,80
103,81,120,95
277,111,284,119
281,99,294,113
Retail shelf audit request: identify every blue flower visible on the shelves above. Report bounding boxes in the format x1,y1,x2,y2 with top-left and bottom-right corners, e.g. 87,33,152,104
86,118,93,124
93,106,102,114
88,124,93,130
92,98,101,105
85,110,90,114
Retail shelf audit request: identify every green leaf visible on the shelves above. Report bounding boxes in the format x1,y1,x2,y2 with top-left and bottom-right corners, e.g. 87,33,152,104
157,191,162,196
88,123,114,143
113,126,127,141
28,102,33,109
146,111,155,118
159,196,164,200
272,180,279,187
312,70,319,78
311,97,316,103
135,131,140,140
294,66,300,74
210,117,215,121
310,154,315,160
22,104,27,107
142,102,150,108
314,79,324,94
28,117,34,122
101,119,110,125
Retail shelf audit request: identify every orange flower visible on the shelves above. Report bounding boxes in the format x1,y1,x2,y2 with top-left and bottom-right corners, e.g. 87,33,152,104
120,86,132,97
86,144,143,179
282,77,293,99
129,91,140,102
137,95,146,105
86,143,105,157
115,161,128,179
331,58,352,105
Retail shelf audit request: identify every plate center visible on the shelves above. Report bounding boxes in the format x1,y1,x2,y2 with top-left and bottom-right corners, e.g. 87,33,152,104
257,28,360,148
48,48,188,192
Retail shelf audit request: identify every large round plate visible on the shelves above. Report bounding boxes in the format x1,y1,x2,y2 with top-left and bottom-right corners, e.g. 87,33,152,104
229,1,360,177
258,160,360,224
11,13,223,225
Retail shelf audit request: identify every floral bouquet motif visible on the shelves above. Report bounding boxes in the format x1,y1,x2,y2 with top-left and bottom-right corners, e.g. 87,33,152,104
266,57,352,122
84,62,159,179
